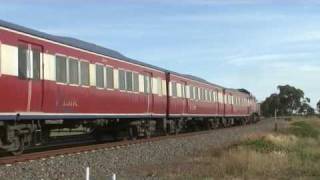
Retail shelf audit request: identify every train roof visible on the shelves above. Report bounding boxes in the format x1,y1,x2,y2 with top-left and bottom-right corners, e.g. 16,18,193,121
0,19,224,89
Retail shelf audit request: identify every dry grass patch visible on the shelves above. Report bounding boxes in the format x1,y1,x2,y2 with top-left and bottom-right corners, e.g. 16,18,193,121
135,117,320,179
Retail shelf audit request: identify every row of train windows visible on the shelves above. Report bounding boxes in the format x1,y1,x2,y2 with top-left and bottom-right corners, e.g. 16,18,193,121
170,82,250,106
226,95,250,106
118,70,138,92
16,49,154,94
171,82,221,103
56,56,90,86
190,86,218,102
56,55,153,93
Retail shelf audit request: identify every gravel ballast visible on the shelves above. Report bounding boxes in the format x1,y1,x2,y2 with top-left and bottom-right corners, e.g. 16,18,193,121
0,119,282,180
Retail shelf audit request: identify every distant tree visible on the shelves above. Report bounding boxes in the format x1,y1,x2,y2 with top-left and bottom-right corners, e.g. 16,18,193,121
317,100,320,113
261,93,280,117
277,85,304,115
261,85,312,117
299,98,315,115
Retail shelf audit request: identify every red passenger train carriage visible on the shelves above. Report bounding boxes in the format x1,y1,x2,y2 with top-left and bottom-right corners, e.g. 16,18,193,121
0,19,259,154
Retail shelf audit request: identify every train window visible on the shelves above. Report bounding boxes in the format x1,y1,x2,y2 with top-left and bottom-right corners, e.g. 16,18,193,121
181,84,185,97
205,89,210,101
126,71,133,91
119,70,126,90
80,61,90,86
201,89,205,101
181,84,186,98
180,84,184,97
205,90,208,101
227,96,229,104
143,75,151,93
133,73,139,92
157,78,162,96
217,92,220,102
106,67,114,89
171,82,177,97
96,64,104,88
56,55,67,83
162,80,167,95
195,87,199,100
207,90,209,101
217,92,219,102
192,87,194,99
202,89,206,101
32,48,41,80
190,86,194,99
176,83,181,97
212,91,215,102
69,58,79,85
18,45,28,79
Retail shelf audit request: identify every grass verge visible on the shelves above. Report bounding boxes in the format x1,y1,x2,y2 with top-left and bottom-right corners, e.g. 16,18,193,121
137,117,320,180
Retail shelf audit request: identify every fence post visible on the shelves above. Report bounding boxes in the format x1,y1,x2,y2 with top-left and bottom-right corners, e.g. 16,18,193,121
86,167,90,180
274,109,278,132
111,173,116,180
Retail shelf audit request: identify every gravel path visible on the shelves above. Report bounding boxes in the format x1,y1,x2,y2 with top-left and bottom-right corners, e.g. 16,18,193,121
0,119,284,180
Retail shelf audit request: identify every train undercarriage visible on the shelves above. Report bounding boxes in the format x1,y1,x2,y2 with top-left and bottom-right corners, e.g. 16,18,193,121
0,114,259,155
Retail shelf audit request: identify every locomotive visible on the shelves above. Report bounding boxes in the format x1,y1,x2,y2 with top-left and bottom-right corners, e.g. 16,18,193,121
0,19,259,155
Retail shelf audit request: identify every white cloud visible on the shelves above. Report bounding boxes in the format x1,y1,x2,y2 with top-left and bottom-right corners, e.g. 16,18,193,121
226,52,316,66
166,13,287,24
299,64,320,72
287,31,320,43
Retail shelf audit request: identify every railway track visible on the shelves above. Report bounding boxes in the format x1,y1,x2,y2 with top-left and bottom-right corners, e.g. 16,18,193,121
0,122,258,166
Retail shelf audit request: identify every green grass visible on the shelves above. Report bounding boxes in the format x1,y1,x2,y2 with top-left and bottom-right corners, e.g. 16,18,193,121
242,138,284,153
288,121,319,138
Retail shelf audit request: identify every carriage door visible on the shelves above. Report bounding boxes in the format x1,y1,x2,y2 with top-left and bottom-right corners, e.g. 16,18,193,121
144,72,153,113
18,42,43,112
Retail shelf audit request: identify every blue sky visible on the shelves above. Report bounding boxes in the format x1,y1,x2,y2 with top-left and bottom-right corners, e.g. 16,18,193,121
1,0,319,107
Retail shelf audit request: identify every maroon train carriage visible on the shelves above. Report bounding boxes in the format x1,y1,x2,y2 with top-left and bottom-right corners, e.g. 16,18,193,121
0,19,259,155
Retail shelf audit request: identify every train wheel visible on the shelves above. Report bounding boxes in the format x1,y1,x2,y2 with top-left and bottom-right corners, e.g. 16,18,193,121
92,129,103,142
221,118,227,128
128,126,138,140
11,135,25,156
144,128,151,138
211,120,219,129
